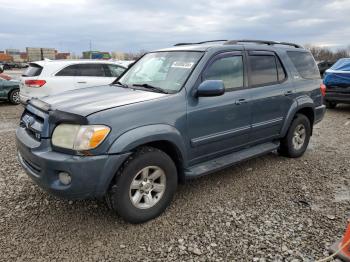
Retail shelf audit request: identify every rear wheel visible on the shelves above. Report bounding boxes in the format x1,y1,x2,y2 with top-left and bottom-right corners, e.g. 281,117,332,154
279,114,311,158
325,101,337,109
8,89,20,105
107,147,177,223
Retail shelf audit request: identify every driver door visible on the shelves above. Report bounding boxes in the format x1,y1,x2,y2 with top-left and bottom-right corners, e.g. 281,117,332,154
186,52,252,165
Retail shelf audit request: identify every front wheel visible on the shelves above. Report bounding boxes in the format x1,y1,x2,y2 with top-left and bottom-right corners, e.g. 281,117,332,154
107,147,178,223
278,114,311,158
9,89,20,105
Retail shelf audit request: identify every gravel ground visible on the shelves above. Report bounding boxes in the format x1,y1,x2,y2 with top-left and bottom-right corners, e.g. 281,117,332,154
0,102,349,261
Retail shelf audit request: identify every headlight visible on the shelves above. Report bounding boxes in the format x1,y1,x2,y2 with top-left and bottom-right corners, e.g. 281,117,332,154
52,124,110,151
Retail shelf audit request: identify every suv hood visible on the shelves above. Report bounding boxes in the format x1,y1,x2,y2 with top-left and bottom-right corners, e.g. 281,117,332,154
38,85,168,116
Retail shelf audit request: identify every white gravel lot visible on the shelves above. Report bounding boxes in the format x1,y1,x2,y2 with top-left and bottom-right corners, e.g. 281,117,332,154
0,102,349,261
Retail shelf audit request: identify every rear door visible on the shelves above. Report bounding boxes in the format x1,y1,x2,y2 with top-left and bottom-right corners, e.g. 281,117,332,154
74,63,108,88
247,51,294,143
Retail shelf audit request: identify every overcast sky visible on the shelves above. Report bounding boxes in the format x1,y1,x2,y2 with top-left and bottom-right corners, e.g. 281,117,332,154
0,0,349,54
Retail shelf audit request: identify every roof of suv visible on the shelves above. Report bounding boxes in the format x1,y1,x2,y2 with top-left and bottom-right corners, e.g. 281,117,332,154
157,39,306,52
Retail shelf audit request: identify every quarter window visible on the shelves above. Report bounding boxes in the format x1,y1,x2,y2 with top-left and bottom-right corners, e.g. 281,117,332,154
287,51,320,79
56,65,78,76
204,56,244,90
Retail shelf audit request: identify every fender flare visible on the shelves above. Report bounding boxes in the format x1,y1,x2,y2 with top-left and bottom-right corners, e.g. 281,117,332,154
108,124,187,162
280,96,315,137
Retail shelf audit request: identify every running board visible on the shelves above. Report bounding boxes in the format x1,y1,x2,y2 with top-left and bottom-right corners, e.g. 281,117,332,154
185,142,279,178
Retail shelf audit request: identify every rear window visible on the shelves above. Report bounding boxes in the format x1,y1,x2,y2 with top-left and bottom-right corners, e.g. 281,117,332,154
56,63,106,77
287,51,320,79
22,63,42,77
76,64,105,77
249,55,278,86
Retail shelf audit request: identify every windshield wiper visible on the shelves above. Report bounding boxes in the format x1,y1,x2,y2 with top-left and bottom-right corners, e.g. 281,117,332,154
132,83,168,94
114,81,130,89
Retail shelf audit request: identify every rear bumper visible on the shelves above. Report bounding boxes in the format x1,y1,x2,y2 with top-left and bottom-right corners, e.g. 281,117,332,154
314,104,326,124
16,127,131,200
19,93,30,105
325,91,350,104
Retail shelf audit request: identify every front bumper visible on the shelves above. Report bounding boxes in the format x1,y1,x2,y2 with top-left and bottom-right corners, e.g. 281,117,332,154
16,127,130,200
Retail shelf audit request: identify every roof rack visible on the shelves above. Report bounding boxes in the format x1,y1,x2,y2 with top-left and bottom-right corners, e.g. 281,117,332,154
224,40,302,48
174,40,228,46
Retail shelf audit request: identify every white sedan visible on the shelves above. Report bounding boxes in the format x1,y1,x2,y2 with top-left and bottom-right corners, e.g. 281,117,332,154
20,59,127,103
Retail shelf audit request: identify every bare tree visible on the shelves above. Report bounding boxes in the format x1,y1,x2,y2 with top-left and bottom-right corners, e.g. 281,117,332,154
305,45,349,62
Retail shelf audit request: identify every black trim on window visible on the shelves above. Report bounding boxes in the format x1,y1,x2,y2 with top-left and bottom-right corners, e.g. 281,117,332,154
246,51,288,89
200,51,246,92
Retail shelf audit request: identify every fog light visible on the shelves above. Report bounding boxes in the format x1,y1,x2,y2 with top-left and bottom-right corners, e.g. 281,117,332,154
58,172,72,185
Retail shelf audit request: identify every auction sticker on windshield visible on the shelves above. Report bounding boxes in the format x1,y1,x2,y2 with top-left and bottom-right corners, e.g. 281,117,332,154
171,61,194,69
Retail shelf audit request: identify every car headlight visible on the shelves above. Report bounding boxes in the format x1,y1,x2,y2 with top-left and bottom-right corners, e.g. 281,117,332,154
52,124,110,151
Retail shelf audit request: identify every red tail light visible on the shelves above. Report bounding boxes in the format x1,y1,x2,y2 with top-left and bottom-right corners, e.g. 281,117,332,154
320,83,326,97
25,80,46,88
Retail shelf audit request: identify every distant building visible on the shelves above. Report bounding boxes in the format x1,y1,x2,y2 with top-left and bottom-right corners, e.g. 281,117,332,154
55,52,71,60
0,51,4,54
6,49,22,62
20,52,28,61
82,51,111,60
26,47,56,61
0,53,13,62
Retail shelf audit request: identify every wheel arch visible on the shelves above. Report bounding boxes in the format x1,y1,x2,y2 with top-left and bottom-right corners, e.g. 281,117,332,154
7,87,19,99
281,97,315,137
108,124,187,183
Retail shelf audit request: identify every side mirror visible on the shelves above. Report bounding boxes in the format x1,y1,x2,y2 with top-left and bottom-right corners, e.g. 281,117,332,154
196,80,225,97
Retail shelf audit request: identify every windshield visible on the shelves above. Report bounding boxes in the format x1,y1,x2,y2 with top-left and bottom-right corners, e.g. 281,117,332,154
118,51,203,93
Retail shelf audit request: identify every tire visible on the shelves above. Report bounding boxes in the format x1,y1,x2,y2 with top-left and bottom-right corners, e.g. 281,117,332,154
278,114,311,158
325,101,337,109
107,146,178,223
8,89,20,105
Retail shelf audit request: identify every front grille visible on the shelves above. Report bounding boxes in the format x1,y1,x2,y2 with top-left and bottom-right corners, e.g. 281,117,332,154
20,110,45,141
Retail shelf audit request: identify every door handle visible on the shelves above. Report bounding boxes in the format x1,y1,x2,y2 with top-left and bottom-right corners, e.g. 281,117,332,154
77,81,87,84
284,90,293,96
235,98,248,105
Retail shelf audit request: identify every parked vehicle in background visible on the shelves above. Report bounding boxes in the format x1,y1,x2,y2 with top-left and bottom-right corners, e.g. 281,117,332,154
0,78,20,104
318,60,335,77
16,40,325,223
19,60,127,103
0,66,12,81
323,58,350,108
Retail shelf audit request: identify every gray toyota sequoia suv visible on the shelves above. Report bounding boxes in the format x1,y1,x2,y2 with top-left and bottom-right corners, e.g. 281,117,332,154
16,40,326,223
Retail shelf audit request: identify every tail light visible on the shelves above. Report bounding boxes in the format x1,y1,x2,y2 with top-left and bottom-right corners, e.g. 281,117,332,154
25,80,46,88
320,83,326,97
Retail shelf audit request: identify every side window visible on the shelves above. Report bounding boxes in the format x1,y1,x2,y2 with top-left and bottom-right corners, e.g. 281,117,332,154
248,55,278,86
75,64,105,77
204,56,244,91
276,57,286,82
106,64,126,77
287,51,320,79
56,64,79,76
